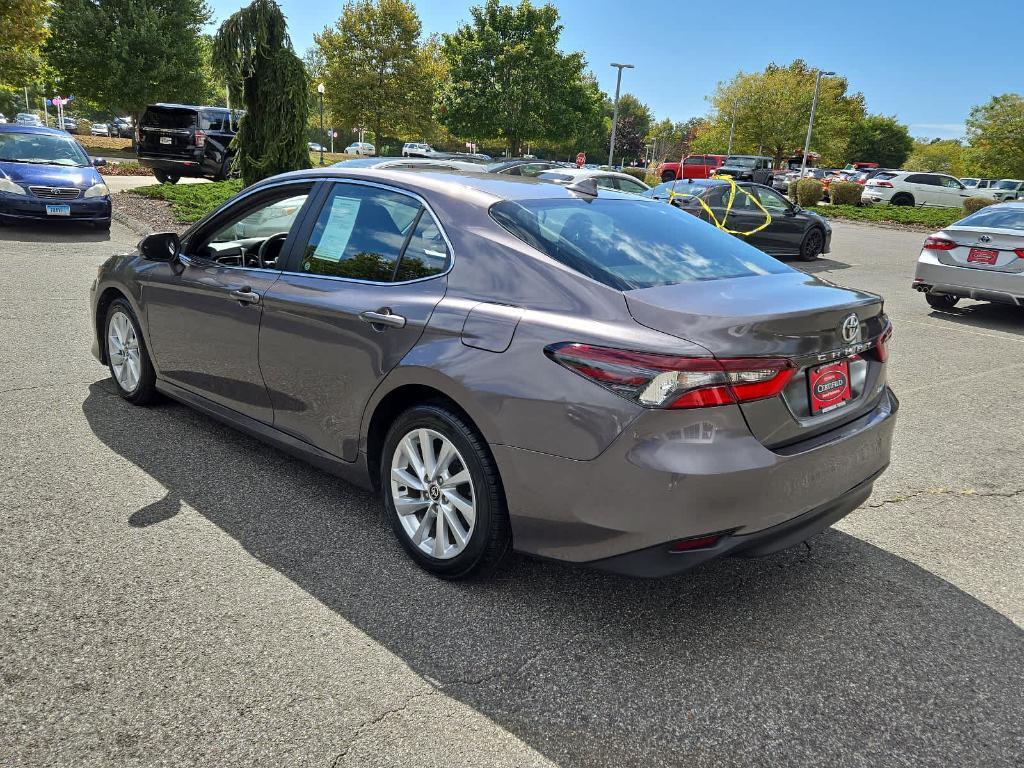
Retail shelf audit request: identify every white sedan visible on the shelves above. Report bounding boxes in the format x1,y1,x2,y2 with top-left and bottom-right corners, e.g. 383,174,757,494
913,202,1024,309
536,167,650,195
89,123,110,137
344,142,375,156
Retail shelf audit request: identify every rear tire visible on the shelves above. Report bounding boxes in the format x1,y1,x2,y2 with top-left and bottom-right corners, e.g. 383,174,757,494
661,171,676,183
153,169,167,183
926,293,959,310
104,299,158,405
891,192,914,206
381,404,511,579
799,227,825,261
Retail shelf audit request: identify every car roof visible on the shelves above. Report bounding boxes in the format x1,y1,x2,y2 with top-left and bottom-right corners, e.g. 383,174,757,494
333,157,484,172
538,167,645,182
257,167,647,203
0,124,70,137
146,103,227,112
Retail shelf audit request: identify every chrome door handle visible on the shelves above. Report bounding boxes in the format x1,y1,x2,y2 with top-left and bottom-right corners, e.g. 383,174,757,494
229,287,261,305
359,309,406,329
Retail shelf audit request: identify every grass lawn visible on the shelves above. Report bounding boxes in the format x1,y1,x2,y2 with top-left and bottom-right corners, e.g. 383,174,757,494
126,180,244,222
812,204,964,229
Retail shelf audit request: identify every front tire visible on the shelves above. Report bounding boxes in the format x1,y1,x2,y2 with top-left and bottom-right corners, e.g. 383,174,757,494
926,292,959,310
799,227,825,261
381,404,511,579
104,299,158,405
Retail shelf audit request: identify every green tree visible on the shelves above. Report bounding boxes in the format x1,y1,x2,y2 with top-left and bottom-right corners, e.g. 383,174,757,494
213,0,309,186
648,116,704,164
1,0,50,87
690,60,865,166
439,0,603,156
847,114,913,168
314,0,440,153
904,138,966,176
45,0,211,120
965,93,1024,179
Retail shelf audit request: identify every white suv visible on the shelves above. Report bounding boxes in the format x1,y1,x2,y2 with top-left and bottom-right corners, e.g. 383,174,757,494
862,171,972,208
402,142,438,158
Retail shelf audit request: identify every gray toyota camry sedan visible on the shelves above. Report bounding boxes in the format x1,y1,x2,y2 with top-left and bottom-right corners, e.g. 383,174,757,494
91,168,897,579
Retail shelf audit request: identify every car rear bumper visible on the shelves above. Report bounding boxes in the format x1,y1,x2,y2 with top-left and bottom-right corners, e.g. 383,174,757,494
137,154,206,176
493,387,898,575
0,193,110,223
914,251,1024,305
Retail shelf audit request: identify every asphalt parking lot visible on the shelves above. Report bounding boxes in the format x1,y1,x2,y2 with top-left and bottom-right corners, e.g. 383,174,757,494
1,217,1021,767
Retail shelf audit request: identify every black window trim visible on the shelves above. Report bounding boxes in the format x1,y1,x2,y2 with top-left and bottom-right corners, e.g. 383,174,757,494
279,177,455,286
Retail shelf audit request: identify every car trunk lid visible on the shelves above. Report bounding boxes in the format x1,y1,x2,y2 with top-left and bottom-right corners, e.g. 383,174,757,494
624,272,890,447
936,226,1024,273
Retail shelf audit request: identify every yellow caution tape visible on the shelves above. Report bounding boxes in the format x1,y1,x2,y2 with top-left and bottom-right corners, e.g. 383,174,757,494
666,173,772,237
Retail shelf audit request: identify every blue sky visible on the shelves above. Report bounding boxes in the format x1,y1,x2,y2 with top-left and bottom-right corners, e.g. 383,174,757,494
207,0,1024,140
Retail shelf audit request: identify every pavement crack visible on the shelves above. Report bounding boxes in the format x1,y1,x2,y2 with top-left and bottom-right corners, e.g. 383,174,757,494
328,690,438,766
868,486,1024,508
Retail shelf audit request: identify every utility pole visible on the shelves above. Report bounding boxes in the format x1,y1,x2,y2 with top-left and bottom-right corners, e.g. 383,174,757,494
800,70,834,178
316,83,325,165
607,62,634,168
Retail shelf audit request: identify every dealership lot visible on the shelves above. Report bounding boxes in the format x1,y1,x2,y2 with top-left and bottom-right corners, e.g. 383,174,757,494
1,220,1021,766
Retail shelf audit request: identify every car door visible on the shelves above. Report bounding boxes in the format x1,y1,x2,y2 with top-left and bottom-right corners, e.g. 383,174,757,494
938,175,970,207
717,184,767,245
752,185,804,256
141,181,315,424
258,180,449,461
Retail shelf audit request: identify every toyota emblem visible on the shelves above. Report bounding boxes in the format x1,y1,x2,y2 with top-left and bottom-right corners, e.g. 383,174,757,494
979,234,991,243
841,314,860,343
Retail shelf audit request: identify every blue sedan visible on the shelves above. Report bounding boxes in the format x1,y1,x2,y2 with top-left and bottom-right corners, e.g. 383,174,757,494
0,124,111,229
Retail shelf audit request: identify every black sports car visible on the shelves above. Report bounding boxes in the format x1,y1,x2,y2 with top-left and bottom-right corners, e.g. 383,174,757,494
645,178,832,261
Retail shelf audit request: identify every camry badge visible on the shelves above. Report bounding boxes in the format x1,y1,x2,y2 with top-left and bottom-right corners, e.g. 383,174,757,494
841,314,860,344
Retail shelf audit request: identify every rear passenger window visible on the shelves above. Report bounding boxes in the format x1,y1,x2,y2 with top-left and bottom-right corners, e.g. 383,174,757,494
201,111,227,131
298,183,448,282
396,213,450,280
300,184,420,281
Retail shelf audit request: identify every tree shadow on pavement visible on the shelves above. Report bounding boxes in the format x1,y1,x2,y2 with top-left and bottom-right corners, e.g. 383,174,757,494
82,382,1024,768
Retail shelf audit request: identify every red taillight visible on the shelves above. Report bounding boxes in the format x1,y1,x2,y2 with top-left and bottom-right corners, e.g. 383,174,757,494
545,343,795,409
876,323,894,363
1015,248,1024,260
194,129,206,147
923,236,957,251
670,534,722,552
874,180,893,188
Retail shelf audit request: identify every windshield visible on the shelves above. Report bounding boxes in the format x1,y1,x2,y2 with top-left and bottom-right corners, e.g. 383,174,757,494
0,132,90,166
956,206,1024,230
994,180,1022,190
725,157,757,168
489,197,791,291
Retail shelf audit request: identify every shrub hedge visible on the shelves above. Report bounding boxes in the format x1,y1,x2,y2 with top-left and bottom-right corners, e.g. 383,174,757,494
829,181,863,206
619,167,648,182
795,178,824,207
963,196,997,214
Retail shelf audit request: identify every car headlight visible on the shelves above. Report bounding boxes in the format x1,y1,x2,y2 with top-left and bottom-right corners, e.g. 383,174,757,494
84,182,110,198
0,177,26,195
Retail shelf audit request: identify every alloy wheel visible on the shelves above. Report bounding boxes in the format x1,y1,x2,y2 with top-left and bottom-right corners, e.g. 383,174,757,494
390,428,476,560
107,310,141,393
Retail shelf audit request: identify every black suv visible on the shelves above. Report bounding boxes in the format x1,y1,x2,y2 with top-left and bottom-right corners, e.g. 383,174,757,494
137,103,239,183
717,155,775,184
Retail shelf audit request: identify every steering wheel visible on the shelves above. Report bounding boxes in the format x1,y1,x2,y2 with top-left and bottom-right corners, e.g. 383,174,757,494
256,232,290,269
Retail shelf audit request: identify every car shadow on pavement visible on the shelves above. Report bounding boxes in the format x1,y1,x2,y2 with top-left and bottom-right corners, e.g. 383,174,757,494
0,221,112,243
928,301,1024,337
791,256,851,275
81,382,1024,767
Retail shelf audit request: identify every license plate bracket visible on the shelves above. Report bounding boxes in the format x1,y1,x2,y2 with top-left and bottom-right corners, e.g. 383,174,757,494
967,247,998,265
46,204,71,216
808,360,852,415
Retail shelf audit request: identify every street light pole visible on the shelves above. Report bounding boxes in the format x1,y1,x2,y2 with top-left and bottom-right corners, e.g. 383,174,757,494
607,62,634,168
799,70,834,178
727,100,741,156
316,83,325,166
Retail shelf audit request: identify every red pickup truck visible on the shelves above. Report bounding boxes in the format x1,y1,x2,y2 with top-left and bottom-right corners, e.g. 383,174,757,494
657,154,726,182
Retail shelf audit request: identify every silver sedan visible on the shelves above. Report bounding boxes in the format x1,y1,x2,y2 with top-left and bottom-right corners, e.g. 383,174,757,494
914,202,1024,309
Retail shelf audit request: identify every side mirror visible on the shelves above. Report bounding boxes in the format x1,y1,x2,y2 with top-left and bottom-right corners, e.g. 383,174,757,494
92,157,106,167
139,232,180,262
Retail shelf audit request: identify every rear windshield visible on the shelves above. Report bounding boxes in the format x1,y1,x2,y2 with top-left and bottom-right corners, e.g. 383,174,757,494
141,108,196,129
873,172,898,181
956,206,1024,230
489,198,791,291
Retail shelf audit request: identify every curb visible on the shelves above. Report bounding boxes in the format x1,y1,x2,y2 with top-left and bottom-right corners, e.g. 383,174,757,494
111,208,152,237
